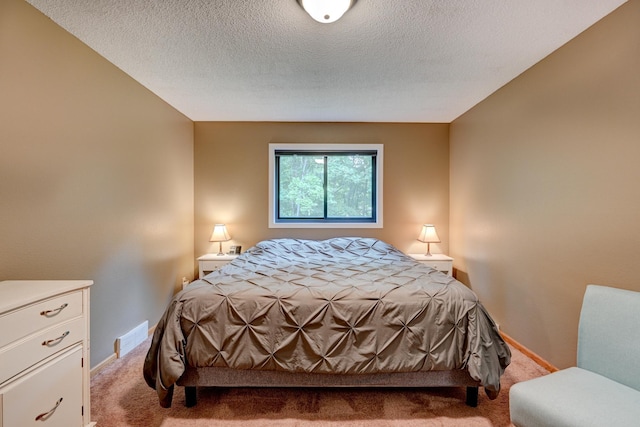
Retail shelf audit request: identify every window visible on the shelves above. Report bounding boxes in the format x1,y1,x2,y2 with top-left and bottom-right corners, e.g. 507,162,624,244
269,144,383,228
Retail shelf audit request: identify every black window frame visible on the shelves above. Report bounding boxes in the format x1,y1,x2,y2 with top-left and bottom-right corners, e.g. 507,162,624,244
274,149,378,224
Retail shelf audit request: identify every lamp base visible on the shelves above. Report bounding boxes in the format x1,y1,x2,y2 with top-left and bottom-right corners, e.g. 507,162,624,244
217,242,224,256
424,243,433,256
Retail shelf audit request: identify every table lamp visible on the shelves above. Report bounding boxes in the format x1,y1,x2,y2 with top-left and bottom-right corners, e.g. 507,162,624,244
417,224,440,256
209,224,231,256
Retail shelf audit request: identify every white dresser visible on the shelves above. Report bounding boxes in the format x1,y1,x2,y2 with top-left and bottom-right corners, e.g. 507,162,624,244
0,280,94,427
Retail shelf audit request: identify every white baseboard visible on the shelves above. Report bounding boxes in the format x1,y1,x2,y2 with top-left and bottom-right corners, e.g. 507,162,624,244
90,323,156,377
116,320,149,358
91,352,117,378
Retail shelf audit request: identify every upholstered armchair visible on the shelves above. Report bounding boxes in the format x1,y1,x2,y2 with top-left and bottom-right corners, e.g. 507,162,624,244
510,284,640,426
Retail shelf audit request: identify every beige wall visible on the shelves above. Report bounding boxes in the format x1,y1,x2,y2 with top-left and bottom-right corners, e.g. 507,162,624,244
0,0,194,366
194,122,450,259
450,0,640,368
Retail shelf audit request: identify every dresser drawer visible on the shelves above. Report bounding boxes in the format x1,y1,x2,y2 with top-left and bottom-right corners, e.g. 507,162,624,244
0,316,85,385
0,291,83,349
1,345,83,427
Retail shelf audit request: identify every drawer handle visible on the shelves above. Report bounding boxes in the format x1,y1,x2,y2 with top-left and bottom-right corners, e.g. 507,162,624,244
42,331,70,347
40,303,69,317
35,397,63,421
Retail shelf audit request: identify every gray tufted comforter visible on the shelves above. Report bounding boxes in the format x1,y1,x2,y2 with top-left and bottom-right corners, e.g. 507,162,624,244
144,237,510,406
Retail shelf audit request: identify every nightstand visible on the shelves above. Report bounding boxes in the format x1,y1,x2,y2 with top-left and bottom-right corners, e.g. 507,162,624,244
197,254,239,279
408,253,454,276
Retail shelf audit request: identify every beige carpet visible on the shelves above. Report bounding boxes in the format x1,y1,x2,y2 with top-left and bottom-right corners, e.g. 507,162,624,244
91,337,548,426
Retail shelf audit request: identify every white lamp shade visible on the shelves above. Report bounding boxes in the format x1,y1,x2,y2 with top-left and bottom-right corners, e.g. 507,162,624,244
209,224,231,242
417,224,440,243
300,0,355,23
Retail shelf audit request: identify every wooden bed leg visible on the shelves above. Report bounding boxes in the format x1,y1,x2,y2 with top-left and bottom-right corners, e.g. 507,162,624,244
465,386,479,407
185,386,197,407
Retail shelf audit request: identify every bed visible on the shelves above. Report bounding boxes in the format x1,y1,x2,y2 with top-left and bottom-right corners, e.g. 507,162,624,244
144,237,511,408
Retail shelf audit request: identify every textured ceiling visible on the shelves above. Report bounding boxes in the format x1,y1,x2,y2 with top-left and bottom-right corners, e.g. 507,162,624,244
27,0,627,122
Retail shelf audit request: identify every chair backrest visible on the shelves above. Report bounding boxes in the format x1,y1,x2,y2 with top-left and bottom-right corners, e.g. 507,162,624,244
577,284,640,391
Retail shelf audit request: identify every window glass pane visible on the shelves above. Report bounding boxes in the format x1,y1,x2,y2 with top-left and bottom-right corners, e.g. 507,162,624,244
327,154,373,218
269,143,382,228
278,155,325,218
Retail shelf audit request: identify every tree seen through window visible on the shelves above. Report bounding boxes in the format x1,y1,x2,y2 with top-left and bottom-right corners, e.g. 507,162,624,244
277,151,375,222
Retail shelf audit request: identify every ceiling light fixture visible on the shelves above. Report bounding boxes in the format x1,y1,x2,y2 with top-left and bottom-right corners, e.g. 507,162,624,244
298,0,356,24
